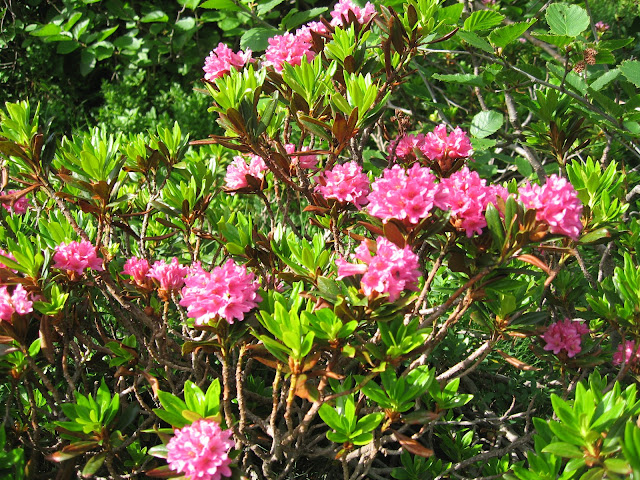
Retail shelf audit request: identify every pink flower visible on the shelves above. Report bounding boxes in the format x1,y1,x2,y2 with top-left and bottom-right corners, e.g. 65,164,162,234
166,419,234,480
388,134,426,161
420,124,473,163
337,237,421,302
203,43,252,81
264,32,315,73
0,284,33,322
53,240,104,275
224,155,268,191
180,259,261,325
122,257,151,288
315,161,370,208
368,164,438,224
1,190,30,215
285,144,318,169
541,319,589,358
147,258,188,292
613,340,640,366
595,21,610,33
295,21,329,43
434,167,503,237
518,175,583,239
330,0,376,26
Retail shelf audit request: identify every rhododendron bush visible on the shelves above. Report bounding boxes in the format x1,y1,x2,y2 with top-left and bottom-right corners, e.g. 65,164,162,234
2,0,640,479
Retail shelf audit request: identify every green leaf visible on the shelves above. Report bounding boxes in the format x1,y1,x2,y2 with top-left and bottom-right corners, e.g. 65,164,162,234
485,203,505,247
590,68,621,91
545,3,589,37
530,33,573,48
183,381,205,415
438,3,464,25
282,8,328,30
431,73,484,87
79,49,96,76
82,453,106,478
319,404,347,432
620,60,640,88
31,23,62,37
178,0,201,9
470,110,503,138
257,0,283,15
489,20,536,49
457,31,494,53
140,10,169,23
463,10,505,31
240,27,281,52
174,17,196,31
542,442,584,458
200,0,242,11
157,390,188,417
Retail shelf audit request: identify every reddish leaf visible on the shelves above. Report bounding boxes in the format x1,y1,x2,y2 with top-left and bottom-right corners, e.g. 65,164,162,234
496,349,541,371
391,429,434,458
517,254,551,275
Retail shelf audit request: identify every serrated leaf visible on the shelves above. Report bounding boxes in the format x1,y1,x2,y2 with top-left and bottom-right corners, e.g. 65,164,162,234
590,68,621,91
457,30,494,53
545,3,589,37
470,110,503,138
432,73,484,87
620,60,640,88
489,20,536,48
463,10,505,32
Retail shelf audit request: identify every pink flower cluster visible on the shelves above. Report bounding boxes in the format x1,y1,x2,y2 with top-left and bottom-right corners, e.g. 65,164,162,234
330,0,376,26
315,161,370,208
613,340,640,366
595,21,610,33
203,43,252,81
388,125,473,169
53,240,104,276
519,175,583,239
435,167,507,237
265,32,316,73
147,258,188,292
0,284,32,322
541,319,589,358
368,164,438,225
1,190,29,215
122,257,152,288
166,419,234,480
285,143,318,169
180,259,261,325
337,237,420,302
421,124,473,163
294,21,329,44
224,155,268,191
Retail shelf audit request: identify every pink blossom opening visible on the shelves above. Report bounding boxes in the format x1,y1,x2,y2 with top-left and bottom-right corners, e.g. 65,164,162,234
1,190,30,215
330,0,376,26
421,124,473,163
285,144,318,169
518,174,583,239
147,258,188,292
180,259,262,325
387,134,426,161
0,284,33,322
224,155,268,191
613,340,640,366
434,167,505,237
368,164,438,224
541,318,589,358
53,240,104,276
337,237,421,302
203,43,252,81
166,419,234,480
314,161,370,208
122,257,152,288
264,32,315,73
